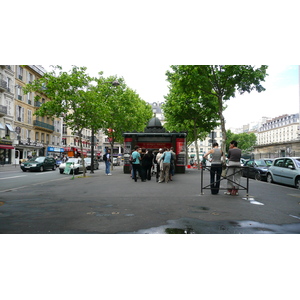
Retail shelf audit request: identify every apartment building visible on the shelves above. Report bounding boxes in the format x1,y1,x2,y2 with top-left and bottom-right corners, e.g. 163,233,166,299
0,65,15,164
257,113,299,145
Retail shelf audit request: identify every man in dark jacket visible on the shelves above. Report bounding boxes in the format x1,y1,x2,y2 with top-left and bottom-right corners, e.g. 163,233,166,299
103,149,112,175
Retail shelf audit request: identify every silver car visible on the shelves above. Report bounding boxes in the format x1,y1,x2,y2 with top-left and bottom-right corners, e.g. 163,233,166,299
59,158,86,174
266,157,300,189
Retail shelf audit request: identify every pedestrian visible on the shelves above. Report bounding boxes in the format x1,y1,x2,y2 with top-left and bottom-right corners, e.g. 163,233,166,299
204,142,225,195
169,147,176,181
159,148,172,183
103,149,112,175
155,148,164,182
62,154,68,163
131,146,142,182
225,140,242,195
139,148,147,182
142,149,154,180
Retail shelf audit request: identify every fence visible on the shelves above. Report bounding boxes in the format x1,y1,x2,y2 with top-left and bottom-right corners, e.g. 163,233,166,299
200,165,250,195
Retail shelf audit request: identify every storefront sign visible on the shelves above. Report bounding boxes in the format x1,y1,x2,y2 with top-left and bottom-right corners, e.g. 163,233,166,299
48,147,64,153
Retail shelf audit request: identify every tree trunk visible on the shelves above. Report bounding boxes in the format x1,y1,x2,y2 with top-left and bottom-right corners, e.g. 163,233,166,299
193,124,201,170
218,96,227,155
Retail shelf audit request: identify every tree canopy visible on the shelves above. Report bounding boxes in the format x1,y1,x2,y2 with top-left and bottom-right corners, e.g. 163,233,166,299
165,65,268,154
23,65,152,175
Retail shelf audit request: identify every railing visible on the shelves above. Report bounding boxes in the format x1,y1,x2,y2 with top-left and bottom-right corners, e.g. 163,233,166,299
200,165,250,195
33,120,54,131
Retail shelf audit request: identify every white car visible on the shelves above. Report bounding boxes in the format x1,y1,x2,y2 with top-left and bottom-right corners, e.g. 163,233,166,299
59,158,86,174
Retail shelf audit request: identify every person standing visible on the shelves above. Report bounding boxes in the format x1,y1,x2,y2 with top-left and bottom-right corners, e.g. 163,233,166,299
169,147,176,181
159,148,172,183
155,148,164,182
225,140,242,195
103,149,112,175
142,149,154,180
204,142,225,195
131,146,142,182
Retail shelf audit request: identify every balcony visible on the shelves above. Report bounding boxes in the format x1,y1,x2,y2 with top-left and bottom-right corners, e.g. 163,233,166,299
33,120,54,132
0,104,8,116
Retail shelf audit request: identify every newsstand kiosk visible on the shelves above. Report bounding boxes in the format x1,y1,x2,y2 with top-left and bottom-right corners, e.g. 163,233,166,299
122,117,187,174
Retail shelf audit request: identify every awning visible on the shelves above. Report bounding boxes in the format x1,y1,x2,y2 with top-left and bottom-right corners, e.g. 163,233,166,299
64,147,71,151
0,145,14,149
6,124,15,132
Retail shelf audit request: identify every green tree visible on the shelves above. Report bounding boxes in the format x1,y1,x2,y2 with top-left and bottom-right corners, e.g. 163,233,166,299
163,76,219,167
23,65,98,177
166,65,268,154
225,130,257,153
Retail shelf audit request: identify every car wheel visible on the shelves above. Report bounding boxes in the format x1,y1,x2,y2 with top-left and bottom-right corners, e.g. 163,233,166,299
59,169,64,174
255,172,261,181
22,169,27,172
40,166,44,172
266,173,273,183
295,177,300,189
75,168,79,175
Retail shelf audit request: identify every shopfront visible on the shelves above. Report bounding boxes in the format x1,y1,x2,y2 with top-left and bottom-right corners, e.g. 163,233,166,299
0,140,14,165
47,146,64,158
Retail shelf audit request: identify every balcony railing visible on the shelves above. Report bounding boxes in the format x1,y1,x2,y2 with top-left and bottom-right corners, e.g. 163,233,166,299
33,120,54,131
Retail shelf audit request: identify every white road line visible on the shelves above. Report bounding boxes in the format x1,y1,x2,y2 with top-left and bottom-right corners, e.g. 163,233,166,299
0,175,27,180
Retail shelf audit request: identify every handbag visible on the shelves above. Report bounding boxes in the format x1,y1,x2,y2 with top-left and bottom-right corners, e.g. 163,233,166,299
221,163,227,178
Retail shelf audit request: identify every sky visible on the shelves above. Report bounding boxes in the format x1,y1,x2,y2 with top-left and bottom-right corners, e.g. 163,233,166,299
56,64,299,130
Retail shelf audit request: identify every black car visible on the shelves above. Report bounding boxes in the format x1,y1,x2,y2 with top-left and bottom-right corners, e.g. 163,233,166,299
20,156,57,172
242,159,274,181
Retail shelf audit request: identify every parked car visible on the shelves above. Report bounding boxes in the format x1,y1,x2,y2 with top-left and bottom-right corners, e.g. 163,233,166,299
55,158,63,167
84,157,99,170
59,158,86,174
242,158,273,181
20,156,57,172
113,157,121,166
266,157,300,189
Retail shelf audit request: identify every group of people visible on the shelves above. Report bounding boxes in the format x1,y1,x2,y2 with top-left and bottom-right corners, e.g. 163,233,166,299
130,146,176,183
203,140,242,196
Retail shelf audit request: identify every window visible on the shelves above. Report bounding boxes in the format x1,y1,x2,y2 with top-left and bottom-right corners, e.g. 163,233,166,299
17,66,23,80
16,105,24,122
16,85,23,100
28,110,32,124
274,159,285,168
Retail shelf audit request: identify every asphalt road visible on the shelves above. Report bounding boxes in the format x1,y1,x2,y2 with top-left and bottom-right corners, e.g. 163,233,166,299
0,163,300,233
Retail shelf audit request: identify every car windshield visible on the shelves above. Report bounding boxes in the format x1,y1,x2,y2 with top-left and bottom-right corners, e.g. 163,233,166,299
295,158,300,168
31,157,45,162
255,160,268,167
67,158,78,163
85,158,91,162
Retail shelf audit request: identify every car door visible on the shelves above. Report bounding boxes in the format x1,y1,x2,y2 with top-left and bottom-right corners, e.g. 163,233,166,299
45,157,51,170
282,158,296,186
271,158,285,183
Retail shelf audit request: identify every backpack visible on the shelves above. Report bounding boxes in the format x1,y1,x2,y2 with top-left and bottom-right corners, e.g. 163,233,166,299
129,154,136,164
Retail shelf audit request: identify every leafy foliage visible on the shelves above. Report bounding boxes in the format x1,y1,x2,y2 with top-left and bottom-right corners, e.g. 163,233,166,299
164,65,268,154
23,65,152,174
226,130,257,153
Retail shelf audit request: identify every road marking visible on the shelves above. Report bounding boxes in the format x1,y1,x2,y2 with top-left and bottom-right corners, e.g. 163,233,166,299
0,177,69,193
289,214,300,220
0,175,27,180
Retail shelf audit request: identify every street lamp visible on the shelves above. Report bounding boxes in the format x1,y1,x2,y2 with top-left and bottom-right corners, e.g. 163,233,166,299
90,80,120,173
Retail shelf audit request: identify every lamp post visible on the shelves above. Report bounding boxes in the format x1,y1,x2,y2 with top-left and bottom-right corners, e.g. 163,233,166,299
90,80,120,173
